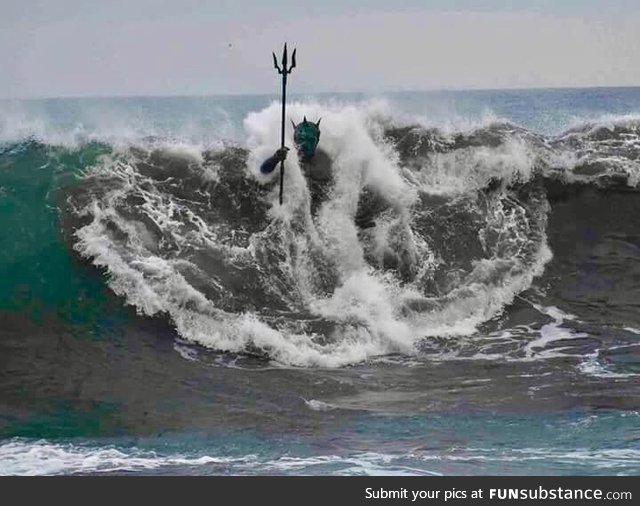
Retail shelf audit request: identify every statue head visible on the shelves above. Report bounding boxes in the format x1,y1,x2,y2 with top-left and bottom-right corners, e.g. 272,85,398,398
292,116,321,159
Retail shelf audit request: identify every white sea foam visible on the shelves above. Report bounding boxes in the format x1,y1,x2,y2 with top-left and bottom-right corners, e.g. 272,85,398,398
521,303,587,360
578,357,639,379
303,399,336,412
0,440,247,476
561,113,640,137
0,98,236,149
71,99,556,367
3,439,639,476
411,137,540,196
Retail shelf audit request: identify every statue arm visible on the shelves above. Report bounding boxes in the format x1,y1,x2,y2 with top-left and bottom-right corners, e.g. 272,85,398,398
260,148,289,175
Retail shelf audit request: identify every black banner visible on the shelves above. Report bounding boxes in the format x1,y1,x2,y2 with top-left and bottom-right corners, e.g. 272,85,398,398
2,476,638,505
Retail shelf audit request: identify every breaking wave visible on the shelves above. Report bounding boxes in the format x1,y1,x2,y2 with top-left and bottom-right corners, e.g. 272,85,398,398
3,100,640,367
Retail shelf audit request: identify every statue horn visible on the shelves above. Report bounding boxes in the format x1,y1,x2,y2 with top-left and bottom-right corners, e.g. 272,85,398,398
316,118,322,128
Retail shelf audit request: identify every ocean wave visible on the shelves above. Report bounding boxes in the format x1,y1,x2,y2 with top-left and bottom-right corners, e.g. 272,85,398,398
3,438,639,476
3,101,640,367
0,439,252,476
58,102,557,366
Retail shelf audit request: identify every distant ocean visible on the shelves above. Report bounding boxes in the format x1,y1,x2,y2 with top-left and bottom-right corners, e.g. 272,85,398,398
1,87,640,475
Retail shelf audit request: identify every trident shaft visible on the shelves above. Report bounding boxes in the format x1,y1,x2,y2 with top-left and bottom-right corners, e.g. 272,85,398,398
272,43,296,205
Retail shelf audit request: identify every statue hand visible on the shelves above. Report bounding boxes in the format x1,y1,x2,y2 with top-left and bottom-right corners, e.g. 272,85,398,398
275,147,289,162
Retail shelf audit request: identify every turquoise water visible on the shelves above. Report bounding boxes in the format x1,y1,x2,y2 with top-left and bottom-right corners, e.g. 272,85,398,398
3,410,639,475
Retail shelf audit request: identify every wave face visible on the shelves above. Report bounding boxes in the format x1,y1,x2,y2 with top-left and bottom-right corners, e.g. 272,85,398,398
2,100,640,368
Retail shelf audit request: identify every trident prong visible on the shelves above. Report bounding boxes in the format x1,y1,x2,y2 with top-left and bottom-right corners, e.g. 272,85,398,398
273,43,296,76
272,52,282,74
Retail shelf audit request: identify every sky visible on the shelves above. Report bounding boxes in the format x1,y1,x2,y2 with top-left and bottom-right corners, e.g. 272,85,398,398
1,0,639,98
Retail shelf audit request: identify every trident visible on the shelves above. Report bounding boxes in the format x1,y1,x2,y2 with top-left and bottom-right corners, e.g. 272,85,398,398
272,43,296,205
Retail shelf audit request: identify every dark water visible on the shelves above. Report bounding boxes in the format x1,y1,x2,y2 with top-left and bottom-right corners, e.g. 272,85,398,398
1,88,640,475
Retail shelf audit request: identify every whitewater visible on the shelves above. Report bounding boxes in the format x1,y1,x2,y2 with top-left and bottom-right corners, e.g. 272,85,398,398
2,88,640,475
